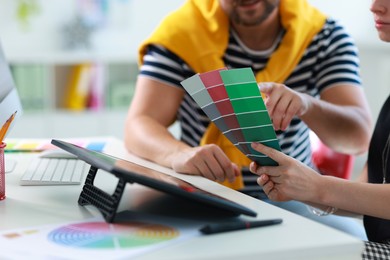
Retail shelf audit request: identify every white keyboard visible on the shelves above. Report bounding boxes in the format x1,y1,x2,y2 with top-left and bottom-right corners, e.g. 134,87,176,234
20,158,89,186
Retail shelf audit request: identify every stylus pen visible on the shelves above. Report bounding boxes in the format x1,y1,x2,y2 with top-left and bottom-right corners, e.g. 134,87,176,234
199,218,283,235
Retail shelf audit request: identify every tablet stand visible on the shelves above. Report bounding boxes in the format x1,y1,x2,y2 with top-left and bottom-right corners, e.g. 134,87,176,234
78,165,126,223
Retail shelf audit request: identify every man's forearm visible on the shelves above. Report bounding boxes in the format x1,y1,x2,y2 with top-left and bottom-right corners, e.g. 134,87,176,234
124,117,188,168
301,96,372,154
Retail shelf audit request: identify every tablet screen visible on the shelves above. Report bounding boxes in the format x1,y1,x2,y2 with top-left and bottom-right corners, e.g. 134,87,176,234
51,139,257,218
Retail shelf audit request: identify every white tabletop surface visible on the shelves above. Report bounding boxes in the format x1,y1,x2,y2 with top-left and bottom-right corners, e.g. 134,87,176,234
0,138,364,260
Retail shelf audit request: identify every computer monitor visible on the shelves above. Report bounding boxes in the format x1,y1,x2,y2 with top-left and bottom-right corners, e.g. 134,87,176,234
0,39,23,141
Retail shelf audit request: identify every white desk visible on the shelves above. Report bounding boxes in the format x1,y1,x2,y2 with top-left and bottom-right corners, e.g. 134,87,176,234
0,138,363,259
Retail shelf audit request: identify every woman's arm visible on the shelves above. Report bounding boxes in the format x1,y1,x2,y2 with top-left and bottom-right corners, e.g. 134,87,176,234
250,142,390,220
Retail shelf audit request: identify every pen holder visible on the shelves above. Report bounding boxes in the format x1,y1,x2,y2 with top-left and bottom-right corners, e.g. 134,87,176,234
0,142,6,200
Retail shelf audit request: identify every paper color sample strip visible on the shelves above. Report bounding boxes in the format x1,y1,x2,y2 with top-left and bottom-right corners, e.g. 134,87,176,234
180,73,247,155
198,68,250,155
181,67,280,166
220,68,280,165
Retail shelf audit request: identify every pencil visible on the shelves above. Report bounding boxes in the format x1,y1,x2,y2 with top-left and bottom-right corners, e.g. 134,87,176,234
0,111,17,143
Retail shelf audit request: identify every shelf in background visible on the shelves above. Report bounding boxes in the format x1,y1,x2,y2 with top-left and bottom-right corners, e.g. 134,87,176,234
7,110,181,141
10,62,137,112
8,110,128,139
6,50,138,65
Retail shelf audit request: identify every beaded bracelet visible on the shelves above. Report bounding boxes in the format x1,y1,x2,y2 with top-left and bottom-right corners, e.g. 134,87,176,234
309,206,338,216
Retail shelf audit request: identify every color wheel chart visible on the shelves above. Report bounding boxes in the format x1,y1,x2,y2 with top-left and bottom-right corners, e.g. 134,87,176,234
0,216,199,259
48,221,179,249
181,67,280,166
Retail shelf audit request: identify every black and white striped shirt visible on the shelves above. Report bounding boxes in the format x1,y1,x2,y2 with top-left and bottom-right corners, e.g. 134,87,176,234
139,19,361,194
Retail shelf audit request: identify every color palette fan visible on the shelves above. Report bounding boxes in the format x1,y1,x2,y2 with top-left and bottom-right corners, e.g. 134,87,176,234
181,67,280,166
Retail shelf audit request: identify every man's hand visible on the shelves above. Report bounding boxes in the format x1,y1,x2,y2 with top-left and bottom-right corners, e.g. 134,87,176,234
259,83,311,131
171,144,240,183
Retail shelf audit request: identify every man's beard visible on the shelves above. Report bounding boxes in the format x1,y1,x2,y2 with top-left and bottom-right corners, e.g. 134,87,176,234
231,0,278,27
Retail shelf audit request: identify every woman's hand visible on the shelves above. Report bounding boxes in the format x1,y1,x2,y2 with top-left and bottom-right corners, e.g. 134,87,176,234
249,142,322,202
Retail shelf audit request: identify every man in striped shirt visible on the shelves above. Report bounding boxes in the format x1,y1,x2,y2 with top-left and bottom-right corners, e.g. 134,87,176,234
125,0,372,238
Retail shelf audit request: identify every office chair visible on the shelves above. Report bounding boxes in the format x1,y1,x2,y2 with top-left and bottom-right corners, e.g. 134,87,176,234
310,132,354,179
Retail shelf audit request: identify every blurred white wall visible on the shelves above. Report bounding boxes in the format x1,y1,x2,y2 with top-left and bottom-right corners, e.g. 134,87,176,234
0,0,185,59
309,0,377,45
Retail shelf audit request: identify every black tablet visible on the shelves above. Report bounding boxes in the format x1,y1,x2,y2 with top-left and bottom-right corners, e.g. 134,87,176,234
51,139,257,218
